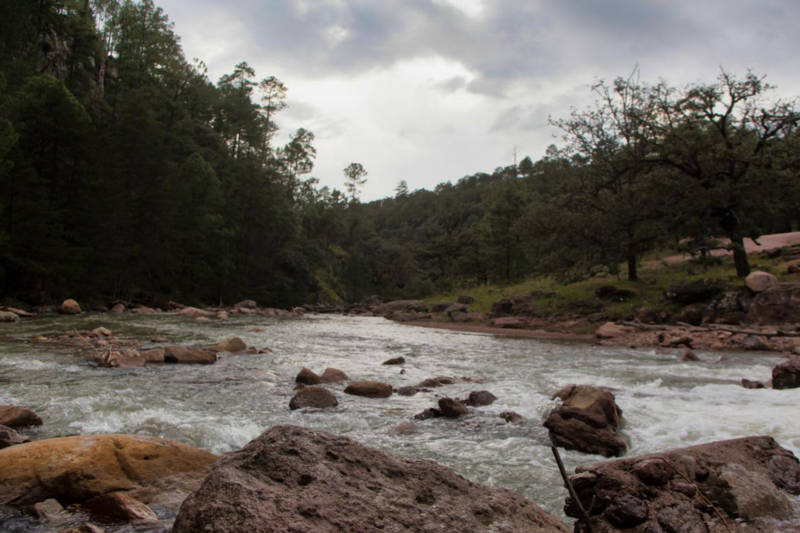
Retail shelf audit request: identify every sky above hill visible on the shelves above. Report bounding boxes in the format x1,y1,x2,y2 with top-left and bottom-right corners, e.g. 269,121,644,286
158,0,800,200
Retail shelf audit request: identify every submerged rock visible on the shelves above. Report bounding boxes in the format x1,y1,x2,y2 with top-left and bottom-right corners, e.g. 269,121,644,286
566,436,800,532
543,384,627,457
210,337,247,353
172,425,569,532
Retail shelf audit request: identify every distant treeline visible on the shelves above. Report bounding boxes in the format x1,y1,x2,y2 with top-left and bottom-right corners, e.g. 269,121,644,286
1,1,798,307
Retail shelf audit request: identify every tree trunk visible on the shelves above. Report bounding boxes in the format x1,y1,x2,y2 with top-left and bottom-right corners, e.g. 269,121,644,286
730,234,750,277
626,245,638,281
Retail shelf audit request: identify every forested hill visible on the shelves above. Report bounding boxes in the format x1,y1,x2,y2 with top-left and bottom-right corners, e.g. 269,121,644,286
2,1,799,309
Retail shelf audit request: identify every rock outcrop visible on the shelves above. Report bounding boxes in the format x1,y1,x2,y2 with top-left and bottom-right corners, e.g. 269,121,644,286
565,436,800,532
543,384,628,457
748,282,800,323
0,434,217,507
172,425,569,533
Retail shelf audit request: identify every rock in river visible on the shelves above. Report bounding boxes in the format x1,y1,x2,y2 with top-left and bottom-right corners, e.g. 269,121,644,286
289,386,338,410
172,425,569,532
543,384,628,457
0,405,43,428
344,380,393,398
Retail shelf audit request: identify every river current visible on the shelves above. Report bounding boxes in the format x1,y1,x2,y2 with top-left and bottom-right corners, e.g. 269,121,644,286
1,312,798,525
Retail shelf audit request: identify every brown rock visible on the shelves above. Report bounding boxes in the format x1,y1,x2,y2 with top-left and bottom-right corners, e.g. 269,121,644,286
171,425,569,533
344,380,393,398
413,408,442,420
395,386,421,396
679,348,699,362
499,411,524,424
543,384,627,457
295,367,322,385
416,376,455,387
745,270,779,293
96,349,145,368
0,424,30,448
129,306,157,315
91,327,112,337
490,316,528,329
741,378,766,389
567,436,800,532
382,356,405,365
0,434,217,506
748,282,800,323
59,299,81,315
595,321,635,339
83,491,160,523
211,337,247,353
0,405,43,428
139,348,165,363
772,356,800,389
320,368,348,383
177,306,211,318
437,397,468,418
464,390,497,406
34,497,70,525
109,303,126,313
289,386,338,410
163,346,216,364
234,299,257,309
0,310,19,322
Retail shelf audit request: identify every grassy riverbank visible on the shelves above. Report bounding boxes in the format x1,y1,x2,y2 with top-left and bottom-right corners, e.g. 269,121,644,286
426,245,800,322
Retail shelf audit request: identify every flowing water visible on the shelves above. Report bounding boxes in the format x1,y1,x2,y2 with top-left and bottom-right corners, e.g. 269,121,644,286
1,313,799,529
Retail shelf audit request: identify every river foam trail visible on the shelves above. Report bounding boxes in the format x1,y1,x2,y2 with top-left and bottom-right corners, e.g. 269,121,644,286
1,312,797,522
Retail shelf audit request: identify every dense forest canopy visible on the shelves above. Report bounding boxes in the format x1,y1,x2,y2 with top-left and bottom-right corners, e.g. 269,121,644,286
1,1,799,308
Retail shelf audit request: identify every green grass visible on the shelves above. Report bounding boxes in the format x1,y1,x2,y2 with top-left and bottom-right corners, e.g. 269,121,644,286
426,247,800,321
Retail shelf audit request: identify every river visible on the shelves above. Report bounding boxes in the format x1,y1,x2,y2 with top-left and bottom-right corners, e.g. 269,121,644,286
1,312,798,527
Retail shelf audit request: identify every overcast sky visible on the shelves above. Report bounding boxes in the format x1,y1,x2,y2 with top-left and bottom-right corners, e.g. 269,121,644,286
157,0,800,200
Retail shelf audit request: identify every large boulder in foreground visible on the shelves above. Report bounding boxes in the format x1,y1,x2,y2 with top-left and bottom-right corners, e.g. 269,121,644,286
566,436,800,532
543,384,628,457
0,434,217,508
173,425,568,533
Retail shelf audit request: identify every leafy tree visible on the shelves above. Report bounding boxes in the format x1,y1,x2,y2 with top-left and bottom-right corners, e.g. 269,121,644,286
343,162,367,202
646,71,800,276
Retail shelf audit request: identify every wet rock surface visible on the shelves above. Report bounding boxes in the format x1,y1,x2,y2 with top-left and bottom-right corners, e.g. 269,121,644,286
543,384,628,457
0,434,217,507
172,425,569,533
289,386,338,410
567,436,800,532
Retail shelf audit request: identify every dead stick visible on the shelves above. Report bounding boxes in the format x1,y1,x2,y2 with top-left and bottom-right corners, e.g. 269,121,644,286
549,435,592,529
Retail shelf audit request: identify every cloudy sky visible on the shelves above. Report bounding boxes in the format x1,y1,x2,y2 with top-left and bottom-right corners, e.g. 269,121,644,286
157,0,800,200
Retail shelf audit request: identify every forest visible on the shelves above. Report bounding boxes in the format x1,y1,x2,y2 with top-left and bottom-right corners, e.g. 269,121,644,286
1,0,799,308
